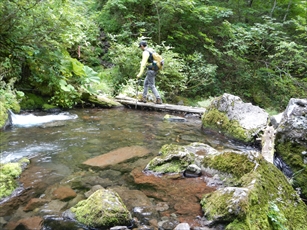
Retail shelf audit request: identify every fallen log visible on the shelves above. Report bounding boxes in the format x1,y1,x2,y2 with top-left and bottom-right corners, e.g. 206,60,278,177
261,126,275,164
115,95,206,115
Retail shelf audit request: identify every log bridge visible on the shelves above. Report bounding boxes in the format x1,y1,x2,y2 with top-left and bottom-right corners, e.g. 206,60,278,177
115,95,206,116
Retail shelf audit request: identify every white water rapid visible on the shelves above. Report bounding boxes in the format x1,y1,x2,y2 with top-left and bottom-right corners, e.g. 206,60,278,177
9,110,78,128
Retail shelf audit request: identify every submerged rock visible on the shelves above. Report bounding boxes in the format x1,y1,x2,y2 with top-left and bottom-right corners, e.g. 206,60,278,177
83,146,151,169
202,93,269,142
163,114,187,122
70,188,132,228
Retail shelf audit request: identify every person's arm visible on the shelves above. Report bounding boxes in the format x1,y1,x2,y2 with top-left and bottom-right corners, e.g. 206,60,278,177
136,51,149,78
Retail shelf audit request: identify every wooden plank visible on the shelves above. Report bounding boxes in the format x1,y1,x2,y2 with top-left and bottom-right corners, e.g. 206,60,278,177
115,95,206,115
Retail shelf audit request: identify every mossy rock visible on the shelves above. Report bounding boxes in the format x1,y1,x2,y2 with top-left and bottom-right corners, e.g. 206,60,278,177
201,94,268,143
71,188,131,228
275,140,307,200
202,108,252,142
202,152,256,179
0,158,30,199
144,143,216,174
201,154,307,230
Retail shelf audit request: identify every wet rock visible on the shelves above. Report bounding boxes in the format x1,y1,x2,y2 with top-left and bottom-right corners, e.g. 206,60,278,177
82,146,151,169
145,142,218,174
66,194,86,209
110,226,129,230
111,186,153,212
23,198,49,212
40,200,68,216
163,114,187,122
174,222,190,230
52,186,77,201
39,120,66,128
71,188,132,228
5,216,43,230
155,202,169,212
158,215,179,230
202,93,269,142
183,164,202,178
84,185,104,198
0,164,60,216
131,167,215,227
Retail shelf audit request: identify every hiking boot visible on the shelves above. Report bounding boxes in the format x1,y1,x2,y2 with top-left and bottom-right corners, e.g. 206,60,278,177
156,98,162,104
139,97,147,103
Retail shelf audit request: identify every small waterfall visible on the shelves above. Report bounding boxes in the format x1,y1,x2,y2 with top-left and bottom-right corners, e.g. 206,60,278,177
8,110,78,128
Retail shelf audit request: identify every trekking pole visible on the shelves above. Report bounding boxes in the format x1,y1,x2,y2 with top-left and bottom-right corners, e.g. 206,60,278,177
135,79,140,109
135,78,143,109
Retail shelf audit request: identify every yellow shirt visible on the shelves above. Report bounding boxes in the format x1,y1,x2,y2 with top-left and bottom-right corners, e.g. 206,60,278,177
136,49,151,78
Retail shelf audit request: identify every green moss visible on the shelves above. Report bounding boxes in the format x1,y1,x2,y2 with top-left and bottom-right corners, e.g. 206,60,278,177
19,93,47,110
0,103,8,128
275,141,307,198
202,108,250,142
226,219,249,230
201,154,307,230
0,174,18,199
146,144,195,173
11,101,21,113
0,161,27,199
42,103,58,111
203,152,255,178
0,163,22,178
152,160,187,173
159,144,185,156
71,189,131,228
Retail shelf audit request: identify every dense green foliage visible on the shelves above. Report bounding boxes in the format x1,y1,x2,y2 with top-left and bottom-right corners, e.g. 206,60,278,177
0,0,306,111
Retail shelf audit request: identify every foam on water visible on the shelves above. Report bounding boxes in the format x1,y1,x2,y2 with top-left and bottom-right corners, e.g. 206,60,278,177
10,112,78,127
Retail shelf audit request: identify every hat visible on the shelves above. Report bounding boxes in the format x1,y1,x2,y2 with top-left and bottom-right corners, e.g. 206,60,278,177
139,41,147,47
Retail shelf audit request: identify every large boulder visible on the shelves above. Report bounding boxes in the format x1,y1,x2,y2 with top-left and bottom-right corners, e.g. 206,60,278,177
274,98,307,199
146,142,307,229
70,188,132,228
202,93,269,142
144,142,219,174
200,150,307,229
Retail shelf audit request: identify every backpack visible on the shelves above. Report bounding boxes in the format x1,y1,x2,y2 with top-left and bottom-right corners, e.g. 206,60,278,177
146,48,164,71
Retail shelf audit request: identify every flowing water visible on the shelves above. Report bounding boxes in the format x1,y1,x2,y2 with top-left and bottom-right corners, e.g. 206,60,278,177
0,107,257,229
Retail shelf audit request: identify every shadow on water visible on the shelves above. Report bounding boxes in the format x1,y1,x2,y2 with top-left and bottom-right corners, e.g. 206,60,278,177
0,107,260,229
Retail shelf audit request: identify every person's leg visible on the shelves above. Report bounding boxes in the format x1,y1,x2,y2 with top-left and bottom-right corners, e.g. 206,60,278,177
142,72,149,99
147,70,161,100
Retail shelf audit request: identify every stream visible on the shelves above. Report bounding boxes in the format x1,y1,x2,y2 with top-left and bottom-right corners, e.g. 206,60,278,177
0,107,258,229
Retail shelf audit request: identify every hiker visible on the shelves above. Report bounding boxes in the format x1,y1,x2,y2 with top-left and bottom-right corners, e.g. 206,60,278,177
136,41,162,104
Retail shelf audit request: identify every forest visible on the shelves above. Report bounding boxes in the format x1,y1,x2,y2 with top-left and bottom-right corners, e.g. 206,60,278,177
1,0,306,114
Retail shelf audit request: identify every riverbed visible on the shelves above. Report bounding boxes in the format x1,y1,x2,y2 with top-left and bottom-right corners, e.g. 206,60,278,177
0,107,257,229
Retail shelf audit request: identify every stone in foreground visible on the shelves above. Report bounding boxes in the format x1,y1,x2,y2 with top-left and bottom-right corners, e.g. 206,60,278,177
71,188,132,228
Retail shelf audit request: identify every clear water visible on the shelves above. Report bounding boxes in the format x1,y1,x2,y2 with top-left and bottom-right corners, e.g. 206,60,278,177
0,107,256,228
